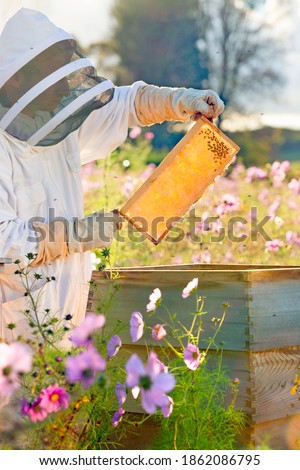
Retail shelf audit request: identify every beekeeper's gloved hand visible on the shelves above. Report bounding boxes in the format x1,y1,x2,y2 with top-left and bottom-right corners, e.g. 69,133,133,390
134,85,225,126
67,210,122,254
30,210,123,266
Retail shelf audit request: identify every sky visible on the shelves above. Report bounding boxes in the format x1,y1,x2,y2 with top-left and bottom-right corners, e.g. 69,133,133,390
0,0,300,132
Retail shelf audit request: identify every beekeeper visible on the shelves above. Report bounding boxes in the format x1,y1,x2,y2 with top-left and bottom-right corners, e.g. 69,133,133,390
0,8,224,344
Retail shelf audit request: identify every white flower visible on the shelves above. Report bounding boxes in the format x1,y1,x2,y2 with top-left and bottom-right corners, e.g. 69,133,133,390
146,288,162,312
90,252,101,270
274,216,284,228
182,278,199,299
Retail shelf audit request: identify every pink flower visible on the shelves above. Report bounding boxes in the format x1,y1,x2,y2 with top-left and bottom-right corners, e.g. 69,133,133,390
265,239,284,252
81,161,95,179
267,198,281,218
245,166,267,183
129,127,142,139
82,180,101,194
195,211,210,232
182,278,198,299
140,163,156,180
70,313,105,347
115,382,127,406
0,342,32,397
281,160,291,172
125,351,175,415
216,194,239,216
112,408,125,427
21,396,49,423
121,180,135,197
173,254,183,264
288,200,299,210
146,288,162,312
288,178,300,195
152,324,167,341
161,396,174,418
286,230,300,247
66,347,106,388
224,251,234,262
184,343,201,370
191,253,201,264
130,312,144,342
107,335,122,358
200,249,211,264
270,161,290,186
145,131,155,140
39,383,70,413
258,188,269,204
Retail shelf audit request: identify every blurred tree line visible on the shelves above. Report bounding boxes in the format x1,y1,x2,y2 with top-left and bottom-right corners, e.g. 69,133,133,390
228,127,300,167
85,0,290,165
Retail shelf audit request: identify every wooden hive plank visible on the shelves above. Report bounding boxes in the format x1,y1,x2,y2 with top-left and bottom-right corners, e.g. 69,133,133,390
249,279,300,351
96,269,249,284
114,263,300,271
250,347,300,424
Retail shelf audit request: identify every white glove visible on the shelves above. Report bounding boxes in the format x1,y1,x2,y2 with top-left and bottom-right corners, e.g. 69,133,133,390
134,84,225,126
172,88,225,121
67,210,122,254
30,210,122,266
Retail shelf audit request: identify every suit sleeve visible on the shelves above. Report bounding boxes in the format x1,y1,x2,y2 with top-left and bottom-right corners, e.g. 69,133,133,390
77,81,146,165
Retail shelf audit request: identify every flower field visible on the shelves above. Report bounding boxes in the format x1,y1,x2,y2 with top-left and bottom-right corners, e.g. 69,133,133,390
83,129,300,269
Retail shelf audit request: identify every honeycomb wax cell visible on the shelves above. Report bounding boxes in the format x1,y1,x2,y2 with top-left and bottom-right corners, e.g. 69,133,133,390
120,116,240,244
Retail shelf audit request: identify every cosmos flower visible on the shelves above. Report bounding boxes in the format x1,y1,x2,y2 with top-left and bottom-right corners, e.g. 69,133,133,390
152,324,167,341
39,383,70,413
115,382,127,406
125,351,175,415
182,278,198,299
65,347,106,388
129,127,142,139
216,193,240,216
70,313,105,347
146,288,162,312
245,166,268,183
145,131,155,140
107,335,122,358
161,396,174,418
270,160,290,186
265,239,284,252
288,178,300,195
21,396,49,423
0,342,33,397
184,343,201,371
112,407,125,427
90,252,101,270
130,312,144,342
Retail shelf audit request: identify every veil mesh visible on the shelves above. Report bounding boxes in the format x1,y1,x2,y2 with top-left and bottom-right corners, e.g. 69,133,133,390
0,40,114,146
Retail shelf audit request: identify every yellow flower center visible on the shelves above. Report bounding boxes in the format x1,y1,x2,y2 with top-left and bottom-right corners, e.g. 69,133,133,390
50,393,60,402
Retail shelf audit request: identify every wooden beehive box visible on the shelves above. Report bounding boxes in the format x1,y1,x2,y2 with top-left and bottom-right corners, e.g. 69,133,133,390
87,263,300,449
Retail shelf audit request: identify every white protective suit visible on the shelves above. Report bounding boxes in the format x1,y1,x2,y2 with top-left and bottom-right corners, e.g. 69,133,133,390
0,8,225,344
0,9,144,343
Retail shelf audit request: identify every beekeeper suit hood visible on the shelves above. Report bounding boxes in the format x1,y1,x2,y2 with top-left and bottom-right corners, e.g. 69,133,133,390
0,8,114,146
